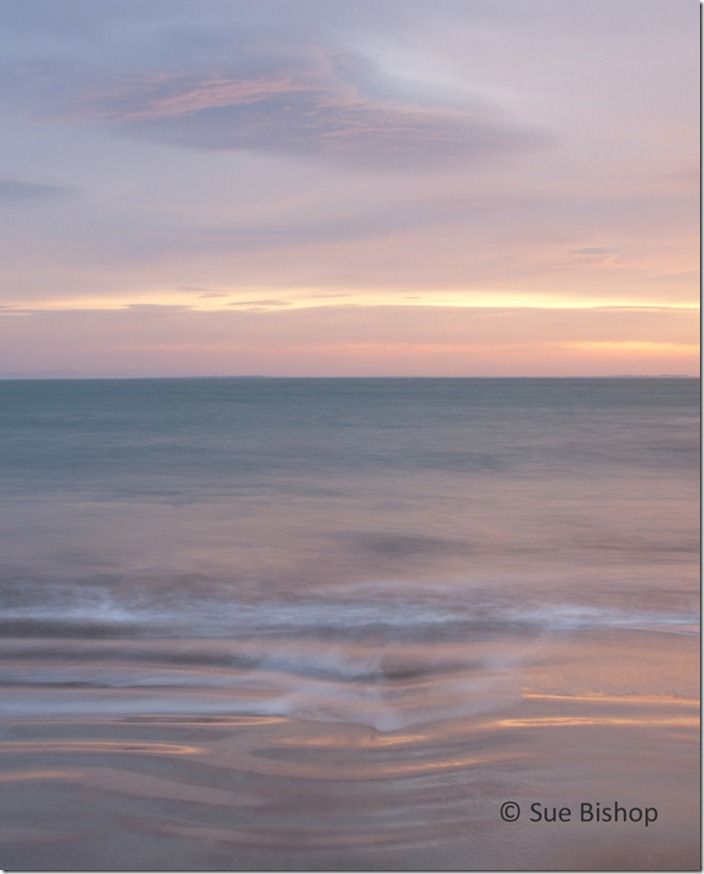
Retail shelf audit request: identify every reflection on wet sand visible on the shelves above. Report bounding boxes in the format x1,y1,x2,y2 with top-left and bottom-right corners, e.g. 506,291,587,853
0,740,200,756
494,715,697,729
0,628,698,870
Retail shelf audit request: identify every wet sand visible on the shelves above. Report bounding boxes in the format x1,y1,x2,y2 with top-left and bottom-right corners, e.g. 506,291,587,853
0,628,698,871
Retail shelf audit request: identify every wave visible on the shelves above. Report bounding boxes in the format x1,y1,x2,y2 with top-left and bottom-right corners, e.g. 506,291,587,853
0,587,697,639
0,588,697,729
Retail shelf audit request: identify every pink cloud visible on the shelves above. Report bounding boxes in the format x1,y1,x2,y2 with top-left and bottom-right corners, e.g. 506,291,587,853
81,55,549,169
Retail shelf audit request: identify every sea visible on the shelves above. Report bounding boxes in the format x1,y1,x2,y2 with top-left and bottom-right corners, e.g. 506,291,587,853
0,377,699,870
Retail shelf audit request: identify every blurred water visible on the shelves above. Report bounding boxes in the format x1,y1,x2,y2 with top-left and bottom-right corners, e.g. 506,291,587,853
0,378,699,869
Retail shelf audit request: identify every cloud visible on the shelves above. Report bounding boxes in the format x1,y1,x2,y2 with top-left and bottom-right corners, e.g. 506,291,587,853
125,303,191,313
0,0,695,377
0,178,74,202
82,52,549,169
227,298,290,307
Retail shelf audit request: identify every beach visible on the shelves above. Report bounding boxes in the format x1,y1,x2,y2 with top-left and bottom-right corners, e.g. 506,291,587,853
0,378,698,870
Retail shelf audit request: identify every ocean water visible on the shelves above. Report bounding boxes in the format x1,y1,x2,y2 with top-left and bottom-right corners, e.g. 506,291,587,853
0,378,699,870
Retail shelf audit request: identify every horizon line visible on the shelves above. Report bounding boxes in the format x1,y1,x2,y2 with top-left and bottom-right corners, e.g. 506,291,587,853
0,374,699,381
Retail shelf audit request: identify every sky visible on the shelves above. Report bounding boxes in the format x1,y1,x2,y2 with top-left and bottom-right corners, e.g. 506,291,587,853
0,0,699,377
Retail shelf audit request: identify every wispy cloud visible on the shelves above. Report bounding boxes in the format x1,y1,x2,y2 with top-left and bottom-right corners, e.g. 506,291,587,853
0,178,74,202
227,298,291,308
82,52,549,169
0,0,696,375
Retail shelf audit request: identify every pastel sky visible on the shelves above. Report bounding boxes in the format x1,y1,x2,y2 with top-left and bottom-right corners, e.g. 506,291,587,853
1,0,698,376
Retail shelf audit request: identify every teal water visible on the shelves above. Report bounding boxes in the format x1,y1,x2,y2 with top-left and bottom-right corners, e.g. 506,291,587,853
0,378,697,643
0,378,699,869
